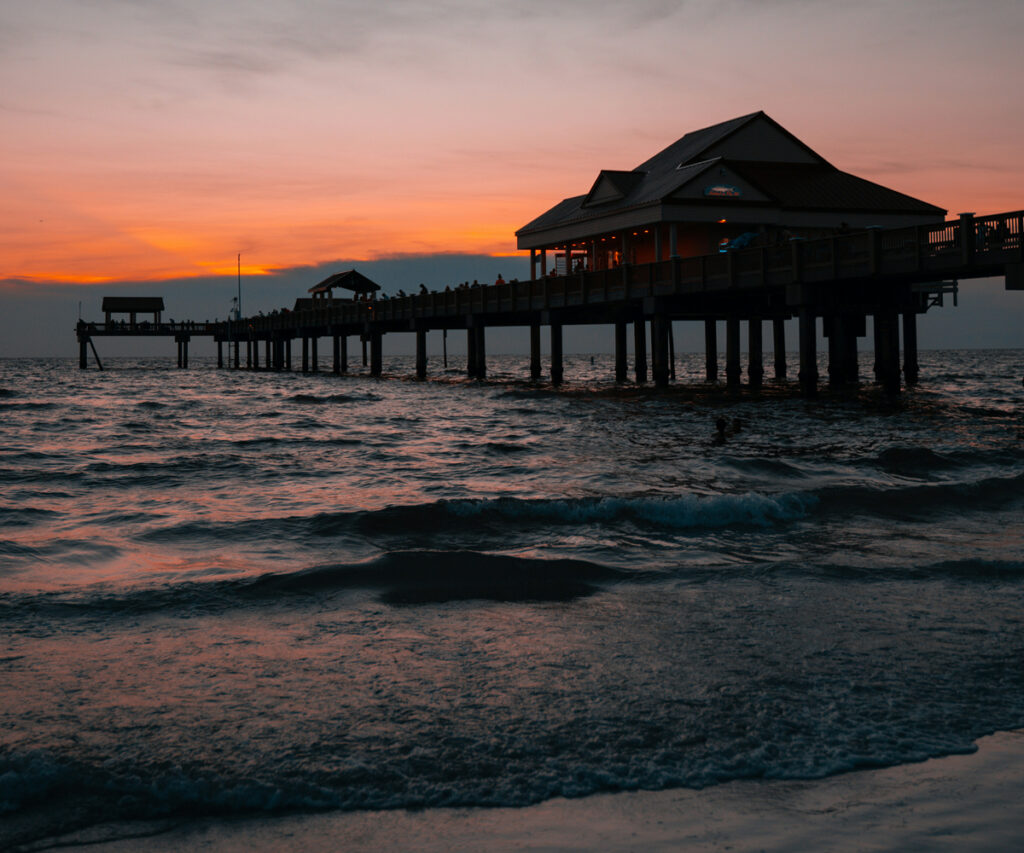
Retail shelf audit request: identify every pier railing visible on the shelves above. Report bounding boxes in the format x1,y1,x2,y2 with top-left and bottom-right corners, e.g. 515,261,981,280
226,210,1021,340
79,210,1023,343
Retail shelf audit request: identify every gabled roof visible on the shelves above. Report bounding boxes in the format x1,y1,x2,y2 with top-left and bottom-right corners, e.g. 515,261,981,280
309,269,380,295
516,112,944,243
582,170,648,207
102,297,165,313
632,111,828,174
737,163,946,214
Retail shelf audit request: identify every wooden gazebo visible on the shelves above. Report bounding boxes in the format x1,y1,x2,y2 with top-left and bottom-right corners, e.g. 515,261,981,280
101,296,164,327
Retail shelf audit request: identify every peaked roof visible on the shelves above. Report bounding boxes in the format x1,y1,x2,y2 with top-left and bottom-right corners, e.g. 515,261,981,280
309,269,380,295
631,111,828,175
517,112,944,241
102,297,165,312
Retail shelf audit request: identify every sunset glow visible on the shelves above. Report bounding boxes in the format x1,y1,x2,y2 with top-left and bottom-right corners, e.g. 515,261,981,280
2,1,1022,287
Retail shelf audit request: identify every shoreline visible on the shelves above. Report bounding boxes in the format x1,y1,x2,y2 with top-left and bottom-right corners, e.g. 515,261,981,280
34,729,1024,853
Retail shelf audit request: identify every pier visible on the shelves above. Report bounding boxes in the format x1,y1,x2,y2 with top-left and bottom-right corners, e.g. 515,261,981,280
74,114,1024,395
76,210,1023,396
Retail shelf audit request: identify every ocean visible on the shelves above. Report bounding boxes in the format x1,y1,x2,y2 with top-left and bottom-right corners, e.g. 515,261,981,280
2,350,1023,848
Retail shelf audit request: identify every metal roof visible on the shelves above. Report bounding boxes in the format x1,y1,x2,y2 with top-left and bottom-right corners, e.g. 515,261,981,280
516,112,944,244
309,269,381,295
101,297,165,312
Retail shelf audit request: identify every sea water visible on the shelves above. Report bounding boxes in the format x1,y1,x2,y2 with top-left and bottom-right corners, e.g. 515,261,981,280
2,351,1023,846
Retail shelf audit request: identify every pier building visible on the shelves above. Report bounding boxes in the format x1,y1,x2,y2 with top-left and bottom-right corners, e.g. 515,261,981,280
516,112,945,275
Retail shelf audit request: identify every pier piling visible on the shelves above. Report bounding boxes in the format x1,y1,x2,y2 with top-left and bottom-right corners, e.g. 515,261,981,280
530,323,542,380
633,320,647,383
615,322,628,383
726,317,741,388
748,318,764,388
798,309,818,397
550,323,564,386
704,319,718,383
773,318,786,381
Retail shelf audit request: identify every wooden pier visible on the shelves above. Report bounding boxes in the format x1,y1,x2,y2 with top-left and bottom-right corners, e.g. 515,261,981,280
76,211,1023,396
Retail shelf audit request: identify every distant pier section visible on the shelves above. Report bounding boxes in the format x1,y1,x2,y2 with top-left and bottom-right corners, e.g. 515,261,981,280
75,112,1024,395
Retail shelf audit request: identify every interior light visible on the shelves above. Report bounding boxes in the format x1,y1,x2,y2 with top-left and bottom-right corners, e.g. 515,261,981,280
718,218,727,224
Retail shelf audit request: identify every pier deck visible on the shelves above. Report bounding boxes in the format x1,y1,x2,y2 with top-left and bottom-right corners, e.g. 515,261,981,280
77,211,1023,393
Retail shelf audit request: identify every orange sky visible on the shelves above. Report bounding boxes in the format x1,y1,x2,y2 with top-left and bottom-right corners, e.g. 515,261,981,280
2,0,1023,286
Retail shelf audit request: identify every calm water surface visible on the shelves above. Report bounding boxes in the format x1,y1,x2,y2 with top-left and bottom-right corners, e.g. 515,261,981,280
2,351,1023,846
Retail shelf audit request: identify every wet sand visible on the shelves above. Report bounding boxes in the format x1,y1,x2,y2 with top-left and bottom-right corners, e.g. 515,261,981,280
43,730,1024,852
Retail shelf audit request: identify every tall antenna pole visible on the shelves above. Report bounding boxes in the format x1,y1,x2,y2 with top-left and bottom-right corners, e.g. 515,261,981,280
237,253,242,318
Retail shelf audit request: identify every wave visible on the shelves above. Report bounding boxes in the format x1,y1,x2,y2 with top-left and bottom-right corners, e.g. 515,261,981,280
815,470,1024,519
0,401,58,411
0,506,59,528
137,494,815,550
0,551,633,616
289,392,379,405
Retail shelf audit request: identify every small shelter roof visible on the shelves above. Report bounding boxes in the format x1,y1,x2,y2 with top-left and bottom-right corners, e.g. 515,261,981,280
309,269,381,296
101,297,165,313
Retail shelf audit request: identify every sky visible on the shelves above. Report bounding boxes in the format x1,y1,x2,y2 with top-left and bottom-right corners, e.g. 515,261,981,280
2,0,1023,355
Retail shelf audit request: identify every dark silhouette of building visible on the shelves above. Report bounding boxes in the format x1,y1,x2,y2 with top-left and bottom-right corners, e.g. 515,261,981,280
516,111,945,276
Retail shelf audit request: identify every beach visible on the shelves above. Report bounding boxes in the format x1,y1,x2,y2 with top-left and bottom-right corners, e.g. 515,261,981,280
24,730,1024,852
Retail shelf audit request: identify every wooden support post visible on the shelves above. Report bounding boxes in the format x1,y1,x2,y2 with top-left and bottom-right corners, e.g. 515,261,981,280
265,339,271,370
827,317,843,387
874,310,901,394
633,319,648,383
176,340,181,369
333,335,341,375
89,339,103,370
798,308,818,397
182,338,189,369
217,341,223,369
302,336,309,373
416,328,427,380
652,314,670,387
311,336,319,373
550,322,564,386
530,323,542,380
284,339,291,371
370,332,383,377
340,335,348,374
773,318,786,380
442,329,447,370
726,316,741,388
362,336,368,367
475,325,487,379
844,321,860,385
252,338,258,370
668,322,676,381
615,321,627,382
748,318,764,388
246,339,252,369
705,319,718,383
79,338,88,369
467,328,477,377
902,311,919,385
